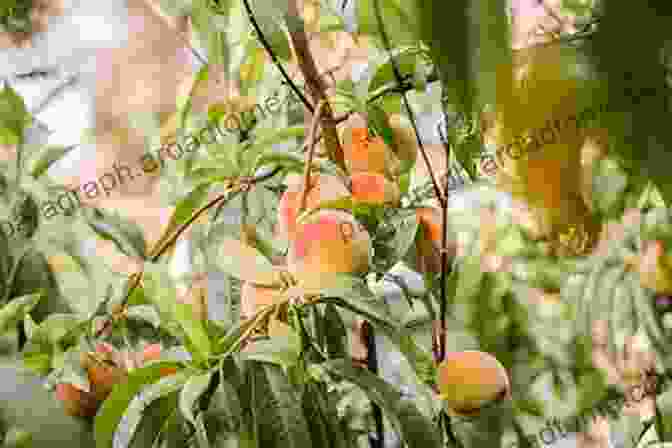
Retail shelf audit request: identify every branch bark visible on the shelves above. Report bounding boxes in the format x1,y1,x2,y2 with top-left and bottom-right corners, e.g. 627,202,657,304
285,0,347,174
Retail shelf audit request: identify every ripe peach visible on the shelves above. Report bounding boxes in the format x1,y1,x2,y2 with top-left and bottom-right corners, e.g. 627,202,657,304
82,354,127,403
350,172,400,206
342,127,401,178
437,351,510,417
55,383,98,419
277,173,350,241
288,210,371,283
240,282,285,320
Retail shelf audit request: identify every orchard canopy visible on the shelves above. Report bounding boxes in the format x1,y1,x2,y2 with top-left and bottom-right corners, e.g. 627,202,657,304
2,1,672,447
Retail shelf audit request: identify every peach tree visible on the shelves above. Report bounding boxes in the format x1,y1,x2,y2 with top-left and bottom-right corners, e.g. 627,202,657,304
2,0,672,447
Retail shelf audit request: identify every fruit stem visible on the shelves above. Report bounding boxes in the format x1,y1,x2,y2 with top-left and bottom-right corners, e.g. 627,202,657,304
299,99,327,213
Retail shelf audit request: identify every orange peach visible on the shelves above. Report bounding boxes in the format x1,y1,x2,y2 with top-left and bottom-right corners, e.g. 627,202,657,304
55,383,99,419
277,173,350,241
288,210,371,282
437,351,510,417
240,282,285,320
350,172,400,206
342,127,401,178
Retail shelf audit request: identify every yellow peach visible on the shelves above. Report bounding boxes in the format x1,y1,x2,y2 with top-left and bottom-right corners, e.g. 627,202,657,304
288,210,371,282
437,351,510,417
342,127,401,178
350,172,400,206
277,173,350,241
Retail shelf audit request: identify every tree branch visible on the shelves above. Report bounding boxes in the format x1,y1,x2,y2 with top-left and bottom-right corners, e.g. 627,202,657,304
284,0,347,173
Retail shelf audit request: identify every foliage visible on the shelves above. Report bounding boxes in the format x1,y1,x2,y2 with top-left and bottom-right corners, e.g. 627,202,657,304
1,0,672,447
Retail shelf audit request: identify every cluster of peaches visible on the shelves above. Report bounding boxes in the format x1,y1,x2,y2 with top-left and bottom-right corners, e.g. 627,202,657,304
55,342,176,418
240,114,457,317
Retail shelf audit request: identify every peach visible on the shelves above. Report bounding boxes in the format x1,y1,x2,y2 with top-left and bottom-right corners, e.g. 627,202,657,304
437,351,510,417
350,172,400,206
388,113,419,167
342,126,401,178
55,383,99,418
277,173,350,241
288,210,371,283
82,353,127,403
240,282,285,320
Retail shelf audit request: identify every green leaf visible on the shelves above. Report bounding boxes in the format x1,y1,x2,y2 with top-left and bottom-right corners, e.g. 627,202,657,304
126,305,161,329
0,83,30,144
591,157,629,217
176,301,213,361
215,237,283,286
0,292,42,334
259,363,313,448
149,183,211,260
123,374,189,448
357,0,420,48
323,303,348,359
180,372,214,426
94,362,185,448
386,210,420,262
239,323,301,368
367,46,425,95
85,207,147,260
323,359,442,448
26,144,77,179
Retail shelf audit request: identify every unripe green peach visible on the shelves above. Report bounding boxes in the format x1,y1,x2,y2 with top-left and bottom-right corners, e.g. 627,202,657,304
437,351,510,417
278,173,350,241
388,113,419,167
288,210,371,282
350,172,400,206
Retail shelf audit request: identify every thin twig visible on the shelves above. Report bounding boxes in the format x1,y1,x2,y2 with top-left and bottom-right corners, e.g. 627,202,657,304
241,0,314,113
300,99,327,212
371,0,450,363
94,167,282,338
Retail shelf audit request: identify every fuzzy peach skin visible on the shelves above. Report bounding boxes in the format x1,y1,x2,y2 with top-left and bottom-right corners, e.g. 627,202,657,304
240,282,285,320
341,127,401,178
278,173,350,241
437,350,511,417
288,210,371,283
350,172,400,206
